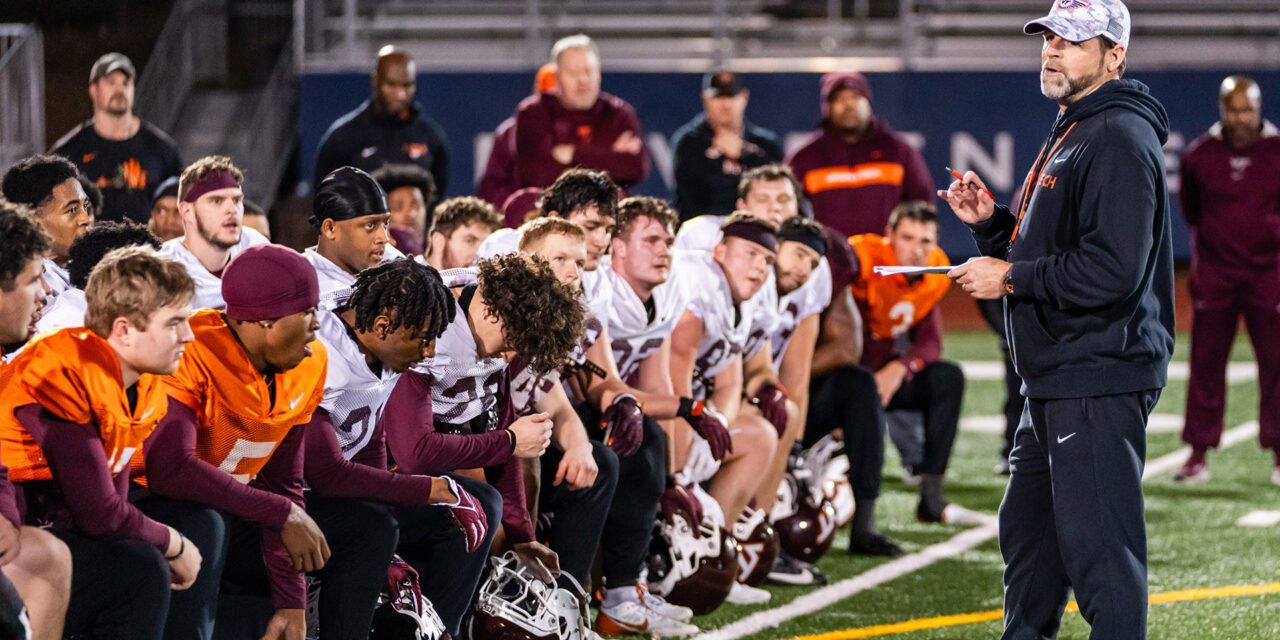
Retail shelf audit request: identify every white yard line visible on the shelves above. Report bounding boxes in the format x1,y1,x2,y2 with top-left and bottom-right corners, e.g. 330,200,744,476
692,523,1000,640
699,420,1260,640
1143,421,1258,480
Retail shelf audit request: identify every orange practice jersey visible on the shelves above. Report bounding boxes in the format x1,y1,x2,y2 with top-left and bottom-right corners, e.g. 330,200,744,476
0,328,169,481
849,233,951,339
156,309,326,483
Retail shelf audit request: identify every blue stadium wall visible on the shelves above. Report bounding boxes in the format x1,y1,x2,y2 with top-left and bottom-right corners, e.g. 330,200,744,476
299,70,1280,260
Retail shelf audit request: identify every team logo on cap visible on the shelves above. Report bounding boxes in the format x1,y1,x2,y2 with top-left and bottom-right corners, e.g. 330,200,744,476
1055,0,1091,9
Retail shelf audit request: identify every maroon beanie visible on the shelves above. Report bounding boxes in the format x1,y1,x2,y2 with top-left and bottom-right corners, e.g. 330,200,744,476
502,187,544,228
820,72,873,118
222,244,319,322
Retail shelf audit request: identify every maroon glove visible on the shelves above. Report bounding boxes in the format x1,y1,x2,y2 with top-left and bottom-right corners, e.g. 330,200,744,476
440,476,488,553
678,397,732,460
751,382,789,438
600,393,644,457
659,479,703,527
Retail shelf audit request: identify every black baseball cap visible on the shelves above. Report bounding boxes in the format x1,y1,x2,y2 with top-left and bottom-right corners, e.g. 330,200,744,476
702,70,742,98
90,52,136,84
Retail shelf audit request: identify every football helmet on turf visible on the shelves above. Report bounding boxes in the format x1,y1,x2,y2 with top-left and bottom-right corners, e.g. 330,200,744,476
467,552,594,640
647,509,740,616
732,506,780,587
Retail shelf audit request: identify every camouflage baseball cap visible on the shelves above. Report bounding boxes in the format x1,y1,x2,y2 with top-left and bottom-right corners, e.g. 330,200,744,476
1024,0,1130,48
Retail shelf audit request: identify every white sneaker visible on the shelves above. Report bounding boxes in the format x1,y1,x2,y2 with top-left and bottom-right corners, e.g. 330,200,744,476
725,581,771,605
595,600,699,637
1272,467,1280,486
638,587,694,623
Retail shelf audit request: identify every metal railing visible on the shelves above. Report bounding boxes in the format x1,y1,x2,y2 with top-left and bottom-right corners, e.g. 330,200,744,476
291,0,1280,72
228,38,296,207
136,0,229,133
0,24,44,170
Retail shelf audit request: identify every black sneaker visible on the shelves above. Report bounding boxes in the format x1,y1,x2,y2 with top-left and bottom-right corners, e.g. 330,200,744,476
848,531,903,557
767,553,829,586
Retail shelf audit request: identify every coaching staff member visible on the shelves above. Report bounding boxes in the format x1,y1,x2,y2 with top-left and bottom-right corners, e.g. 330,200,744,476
943,1,1173,638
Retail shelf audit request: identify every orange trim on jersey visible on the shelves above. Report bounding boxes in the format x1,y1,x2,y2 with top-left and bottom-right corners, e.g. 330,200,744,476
0,329,168,481
848,234,951,340
148,309,327,484
1012,122,1077,242
803,162,905,194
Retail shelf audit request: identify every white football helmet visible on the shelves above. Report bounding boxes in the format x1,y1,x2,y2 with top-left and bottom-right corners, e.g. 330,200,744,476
647,506,740,616
467,552,594,640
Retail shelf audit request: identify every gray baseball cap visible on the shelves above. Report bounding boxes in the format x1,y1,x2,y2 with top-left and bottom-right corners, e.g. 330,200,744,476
89,52,136,84
1024,0,1130,48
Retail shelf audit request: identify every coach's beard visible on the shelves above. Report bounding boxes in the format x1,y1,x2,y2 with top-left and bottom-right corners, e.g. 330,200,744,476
1040,64,1104,103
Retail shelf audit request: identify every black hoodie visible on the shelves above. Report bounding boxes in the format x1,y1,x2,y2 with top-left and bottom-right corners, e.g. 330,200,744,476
967,79,1175,399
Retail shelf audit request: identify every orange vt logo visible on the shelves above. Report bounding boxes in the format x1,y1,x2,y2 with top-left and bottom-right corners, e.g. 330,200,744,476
120,159,147,189
1038,173,1058,190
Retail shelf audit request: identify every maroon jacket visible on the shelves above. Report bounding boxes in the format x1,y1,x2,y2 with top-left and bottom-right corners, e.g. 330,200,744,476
1180,120,1280,273
478,117,520,208
513,92,648,190
786,119,935,238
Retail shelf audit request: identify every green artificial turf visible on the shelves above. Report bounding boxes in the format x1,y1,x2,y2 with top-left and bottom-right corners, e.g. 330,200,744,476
684,332,1273,640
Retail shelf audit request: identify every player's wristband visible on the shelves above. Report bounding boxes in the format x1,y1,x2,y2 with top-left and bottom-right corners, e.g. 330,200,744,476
505,428,517,455
165,535,185,561
676,397,703,421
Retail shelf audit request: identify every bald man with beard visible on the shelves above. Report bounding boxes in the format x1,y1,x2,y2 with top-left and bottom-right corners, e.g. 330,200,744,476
314,47,450,194
1174,75,1280,485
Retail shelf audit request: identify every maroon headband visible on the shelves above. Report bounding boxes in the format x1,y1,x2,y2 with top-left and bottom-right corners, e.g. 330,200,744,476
182,170,241,203
720,220,777,253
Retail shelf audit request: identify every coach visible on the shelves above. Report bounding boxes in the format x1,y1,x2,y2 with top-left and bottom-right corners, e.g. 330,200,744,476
943,1,1173,638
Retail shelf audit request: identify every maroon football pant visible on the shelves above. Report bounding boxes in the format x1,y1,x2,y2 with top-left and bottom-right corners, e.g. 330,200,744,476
1182,260,1280,450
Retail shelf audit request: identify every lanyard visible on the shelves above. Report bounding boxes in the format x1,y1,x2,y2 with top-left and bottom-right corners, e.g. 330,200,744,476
1011,122,1077,242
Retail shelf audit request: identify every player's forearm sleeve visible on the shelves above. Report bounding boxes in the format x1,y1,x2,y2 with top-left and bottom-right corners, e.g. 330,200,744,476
304,410,436,505
144,398,293,528
0,468,20,529
383,370,513,475
486,454,535,543
19,405,170,550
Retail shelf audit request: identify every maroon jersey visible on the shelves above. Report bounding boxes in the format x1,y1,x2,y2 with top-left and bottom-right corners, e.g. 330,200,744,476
786,119,934,239
1180,121,1280,272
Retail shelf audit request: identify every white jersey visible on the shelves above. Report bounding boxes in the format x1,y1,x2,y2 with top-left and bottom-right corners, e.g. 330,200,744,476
474,227,518,263
303,244,405,303
682,251,759,399
604,254,691,381
744,260,832,367
413,268,506,425
315,289,402,459
679,214,833,369
161,227,269,310
35,288,87,334
770,260,832,367
42,259,72,302
672,214,728,253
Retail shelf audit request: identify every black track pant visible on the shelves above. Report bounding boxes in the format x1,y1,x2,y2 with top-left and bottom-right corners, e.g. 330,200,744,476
537,436,619,586
580,404,668,588
806,365,887,500
999,390,1158,640
53,530,170,640
140,494,398,640
394,473,501,636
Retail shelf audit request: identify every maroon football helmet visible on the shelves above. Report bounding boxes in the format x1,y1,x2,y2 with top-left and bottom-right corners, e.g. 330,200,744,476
647,512,740,616
772,473,839,564
732,506,780,587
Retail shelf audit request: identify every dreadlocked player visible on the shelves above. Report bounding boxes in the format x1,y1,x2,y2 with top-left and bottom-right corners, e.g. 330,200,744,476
314,258,496,638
